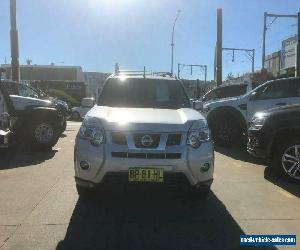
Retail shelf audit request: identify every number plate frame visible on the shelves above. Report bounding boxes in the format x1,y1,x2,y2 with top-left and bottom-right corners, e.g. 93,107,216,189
128,168,164,183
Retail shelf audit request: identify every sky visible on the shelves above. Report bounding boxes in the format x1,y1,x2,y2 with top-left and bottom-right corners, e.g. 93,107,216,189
0,0,299,80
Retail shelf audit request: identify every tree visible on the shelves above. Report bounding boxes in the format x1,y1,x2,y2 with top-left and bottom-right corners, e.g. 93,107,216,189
226,72,234,81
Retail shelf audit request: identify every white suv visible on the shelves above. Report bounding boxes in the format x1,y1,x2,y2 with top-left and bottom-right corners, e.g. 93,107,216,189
74,72,214,199
203,77,300,146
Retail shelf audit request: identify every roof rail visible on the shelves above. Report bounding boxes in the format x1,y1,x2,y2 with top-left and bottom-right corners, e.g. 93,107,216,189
113,64,176,79
114,64,150,78
152,71,175,78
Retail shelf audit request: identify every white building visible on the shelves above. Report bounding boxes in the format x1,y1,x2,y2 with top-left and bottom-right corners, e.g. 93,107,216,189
84,72,110,100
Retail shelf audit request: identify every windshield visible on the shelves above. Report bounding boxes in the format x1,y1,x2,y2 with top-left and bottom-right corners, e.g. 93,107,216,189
99,78,190,109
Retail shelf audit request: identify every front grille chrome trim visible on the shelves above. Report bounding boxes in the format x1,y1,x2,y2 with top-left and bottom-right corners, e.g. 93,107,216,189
111,152,181,159
111,132,182,151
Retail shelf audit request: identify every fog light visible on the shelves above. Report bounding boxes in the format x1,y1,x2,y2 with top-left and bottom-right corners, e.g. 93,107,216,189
252,137,260,146
200,163,210,172
80,161,91,170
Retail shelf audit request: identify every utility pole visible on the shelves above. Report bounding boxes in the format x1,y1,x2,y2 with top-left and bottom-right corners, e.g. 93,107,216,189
177,63,207,84
296,12,300,77
216,8,222,86
10,0,20,82
170,10,181,75
222,47,255,73
261,12,297,70
262,12,267,69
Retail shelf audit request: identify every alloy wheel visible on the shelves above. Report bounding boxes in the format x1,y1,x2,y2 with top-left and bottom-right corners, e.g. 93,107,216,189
281,145,300,180
34,123,54,144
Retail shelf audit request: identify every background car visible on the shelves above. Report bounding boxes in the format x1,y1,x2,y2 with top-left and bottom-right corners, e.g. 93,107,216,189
71,98,95,120
203,77,300,146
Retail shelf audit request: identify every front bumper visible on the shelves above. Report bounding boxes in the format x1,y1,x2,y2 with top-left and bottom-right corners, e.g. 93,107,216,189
247,129,269,160
74,138,214,187
0,130,12,148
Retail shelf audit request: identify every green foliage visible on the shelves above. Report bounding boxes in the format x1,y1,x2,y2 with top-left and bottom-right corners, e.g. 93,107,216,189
48,88,80,107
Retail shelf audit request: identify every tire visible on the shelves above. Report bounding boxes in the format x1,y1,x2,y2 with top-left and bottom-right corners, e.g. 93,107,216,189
72,112,80,121
272,137,300,183
27,118,59,151
189,185,210,200
76,184,95,199
60,117,67,133
210,115,242,146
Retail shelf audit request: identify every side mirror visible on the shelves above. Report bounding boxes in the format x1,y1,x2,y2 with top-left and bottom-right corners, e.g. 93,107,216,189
193,100,203,110
190,99,195,109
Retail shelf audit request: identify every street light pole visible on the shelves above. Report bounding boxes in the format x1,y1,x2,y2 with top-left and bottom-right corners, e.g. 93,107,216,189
171,10,181,75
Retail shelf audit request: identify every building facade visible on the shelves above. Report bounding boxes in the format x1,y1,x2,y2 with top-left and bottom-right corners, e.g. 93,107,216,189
1,64,86,106
264,51,281,77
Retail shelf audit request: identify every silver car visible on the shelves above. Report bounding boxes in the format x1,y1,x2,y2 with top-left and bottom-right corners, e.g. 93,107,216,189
74,73,214,199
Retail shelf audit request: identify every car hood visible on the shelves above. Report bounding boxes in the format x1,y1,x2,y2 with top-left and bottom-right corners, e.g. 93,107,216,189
10,95,52,111
265,104,300,116
204,96,242,109
85,106,205,132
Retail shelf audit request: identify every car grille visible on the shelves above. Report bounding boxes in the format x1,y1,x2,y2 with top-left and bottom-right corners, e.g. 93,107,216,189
111,132,182,148
111,152,181,159
166,134,182,146
111,132,127,145
133,133,160,148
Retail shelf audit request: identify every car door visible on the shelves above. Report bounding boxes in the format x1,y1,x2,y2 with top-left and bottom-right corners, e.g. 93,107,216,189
285,78,300,106
247,80,291,121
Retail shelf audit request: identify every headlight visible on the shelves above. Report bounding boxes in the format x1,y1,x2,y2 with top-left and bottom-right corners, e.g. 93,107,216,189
249,112,268,130
187,120,210,148
79,118,105,146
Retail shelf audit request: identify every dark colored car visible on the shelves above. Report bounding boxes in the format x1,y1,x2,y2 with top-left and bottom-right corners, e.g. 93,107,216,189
247,104,300,182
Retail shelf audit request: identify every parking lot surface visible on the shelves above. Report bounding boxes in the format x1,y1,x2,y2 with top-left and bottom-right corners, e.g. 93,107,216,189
0,121,299,250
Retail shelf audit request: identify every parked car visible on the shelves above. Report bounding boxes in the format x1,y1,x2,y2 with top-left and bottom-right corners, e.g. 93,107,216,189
0,86,13,148
74,71,214,199
194,82,257,111
71,98,95,120
2,81,68,133
203,77,300,146
0,81,64,150
247,104,300,183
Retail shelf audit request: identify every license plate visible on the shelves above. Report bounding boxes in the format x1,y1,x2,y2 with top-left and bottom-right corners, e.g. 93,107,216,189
128,168,164,183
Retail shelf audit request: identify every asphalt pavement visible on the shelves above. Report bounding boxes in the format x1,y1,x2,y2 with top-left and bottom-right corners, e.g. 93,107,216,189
0,121,299,250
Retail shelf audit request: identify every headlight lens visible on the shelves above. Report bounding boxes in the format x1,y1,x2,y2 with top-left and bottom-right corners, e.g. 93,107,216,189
187,120,210,148
249,112,268,130
79,118,105,146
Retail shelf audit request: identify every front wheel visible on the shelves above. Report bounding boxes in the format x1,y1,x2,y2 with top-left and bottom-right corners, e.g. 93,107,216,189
210,115,242,146
272,138,300,183
72,112,80,121
28,119,59,151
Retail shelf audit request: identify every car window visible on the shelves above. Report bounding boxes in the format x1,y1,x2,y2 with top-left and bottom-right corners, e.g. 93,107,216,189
255,81,288,100
219,85,247,98
99,78,190,109
285,79,300,97
202,89,218,102
19,84,39,98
